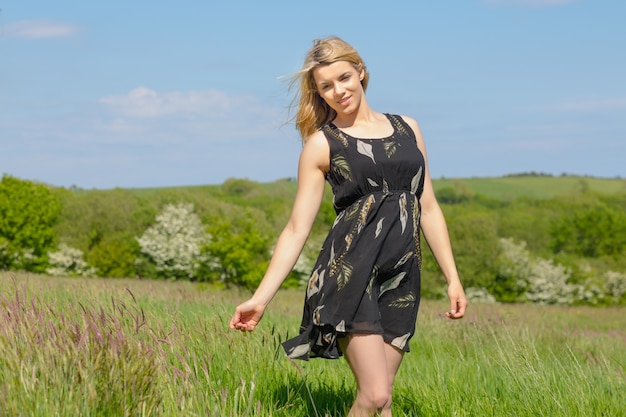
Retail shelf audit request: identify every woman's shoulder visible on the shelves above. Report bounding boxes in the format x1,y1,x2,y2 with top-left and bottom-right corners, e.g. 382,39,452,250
301,129,331,171
304,128,328,146
302,129,331,156
391,114,419,129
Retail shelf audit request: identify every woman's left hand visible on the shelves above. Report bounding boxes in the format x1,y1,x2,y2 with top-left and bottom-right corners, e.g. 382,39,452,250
445,281,467,319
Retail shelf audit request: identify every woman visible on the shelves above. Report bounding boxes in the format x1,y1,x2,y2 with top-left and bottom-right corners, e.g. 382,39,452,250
230,36,467,417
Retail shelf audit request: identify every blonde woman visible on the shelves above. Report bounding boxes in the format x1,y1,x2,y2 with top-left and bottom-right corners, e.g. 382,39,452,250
230,36,467,417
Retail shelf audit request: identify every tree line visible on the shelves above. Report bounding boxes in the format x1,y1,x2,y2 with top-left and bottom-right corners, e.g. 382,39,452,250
1,174,625,305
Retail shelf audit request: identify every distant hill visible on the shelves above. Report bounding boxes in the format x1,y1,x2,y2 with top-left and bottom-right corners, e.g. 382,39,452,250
128,174,625,202
432,175,625,200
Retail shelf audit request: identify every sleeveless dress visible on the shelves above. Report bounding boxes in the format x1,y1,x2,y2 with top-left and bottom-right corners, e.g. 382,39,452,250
282,114,426,360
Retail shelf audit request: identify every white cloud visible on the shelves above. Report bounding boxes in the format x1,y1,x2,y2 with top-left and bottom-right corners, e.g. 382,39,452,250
97,87,288,143
3,19,80,39
100,87,259,118
482,0,577,7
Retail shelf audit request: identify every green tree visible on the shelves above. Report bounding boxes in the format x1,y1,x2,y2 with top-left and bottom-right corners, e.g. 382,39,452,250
550,203,626,258
0,175,60,271
202,214,271,289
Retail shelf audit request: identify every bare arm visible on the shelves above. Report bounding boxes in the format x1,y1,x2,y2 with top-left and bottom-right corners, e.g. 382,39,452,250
403,116,467,319
230,131,330,331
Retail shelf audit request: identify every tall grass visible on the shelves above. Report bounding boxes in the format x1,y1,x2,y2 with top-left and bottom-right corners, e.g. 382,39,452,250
1,272,624,416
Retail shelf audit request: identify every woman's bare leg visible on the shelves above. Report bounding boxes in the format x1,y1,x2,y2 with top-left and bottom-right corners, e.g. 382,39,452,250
381,342,404,415
339,334,405,417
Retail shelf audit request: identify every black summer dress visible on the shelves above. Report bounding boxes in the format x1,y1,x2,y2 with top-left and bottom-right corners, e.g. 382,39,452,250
282,113,426,361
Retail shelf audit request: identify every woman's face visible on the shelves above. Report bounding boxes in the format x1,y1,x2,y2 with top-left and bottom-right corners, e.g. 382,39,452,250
313,61,365,116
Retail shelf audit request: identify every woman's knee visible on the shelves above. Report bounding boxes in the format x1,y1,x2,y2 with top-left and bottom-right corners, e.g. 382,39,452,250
357,388,391,411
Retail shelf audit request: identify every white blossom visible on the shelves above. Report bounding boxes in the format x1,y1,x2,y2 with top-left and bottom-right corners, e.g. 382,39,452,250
47,244,96,277
605,271,626,303
465,287,497,304
499,237,582,305
136,203,211,279
524,258,581,305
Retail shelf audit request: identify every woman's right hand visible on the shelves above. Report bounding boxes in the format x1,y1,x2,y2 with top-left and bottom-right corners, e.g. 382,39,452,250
229,299,266,332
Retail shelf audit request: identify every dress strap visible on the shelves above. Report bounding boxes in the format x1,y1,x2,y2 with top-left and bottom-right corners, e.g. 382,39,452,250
321,123,349,148
385,114,415,139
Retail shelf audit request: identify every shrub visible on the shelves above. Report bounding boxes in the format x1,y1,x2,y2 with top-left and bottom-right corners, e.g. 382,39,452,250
464,287,497,304
605,271,626,304
495,238,587,305
46,244,96,277
86,237,140,278
491,238,531,302
524,258,581,305
136,203,212,280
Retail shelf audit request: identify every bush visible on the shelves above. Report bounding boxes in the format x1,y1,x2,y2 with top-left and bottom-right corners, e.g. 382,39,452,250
464,287,497,304
46,244,96,277
605,271,626,304
495,238,589,305
136,203,212,280
524,258,580,305
87,237,140,278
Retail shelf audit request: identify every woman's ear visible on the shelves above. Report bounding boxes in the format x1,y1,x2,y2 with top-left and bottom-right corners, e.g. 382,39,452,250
358,63,365,80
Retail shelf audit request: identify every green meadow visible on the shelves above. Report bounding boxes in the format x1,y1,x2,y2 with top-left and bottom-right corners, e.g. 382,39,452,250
432,175,626,200
1,272,624,416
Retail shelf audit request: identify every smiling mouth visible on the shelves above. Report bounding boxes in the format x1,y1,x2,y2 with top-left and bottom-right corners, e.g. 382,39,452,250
338,96,351,105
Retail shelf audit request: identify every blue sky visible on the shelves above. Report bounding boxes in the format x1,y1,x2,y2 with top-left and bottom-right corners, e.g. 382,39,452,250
1,0,624,189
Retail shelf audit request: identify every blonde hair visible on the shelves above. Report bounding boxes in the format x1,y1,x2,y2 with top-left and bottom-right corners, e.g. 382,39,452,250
289,36,369,140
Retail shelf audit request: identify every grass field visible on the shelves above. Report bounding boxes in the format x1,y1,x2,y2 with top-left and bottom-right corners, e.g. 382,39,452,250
432,176,626,200
1,272,625,416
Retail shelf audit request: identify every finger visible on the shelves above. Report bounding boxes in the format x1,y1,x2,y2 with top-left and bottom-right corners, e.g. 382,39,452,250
450,298,458,314
229,310,241,329
449,304,465,319
457,300,467,316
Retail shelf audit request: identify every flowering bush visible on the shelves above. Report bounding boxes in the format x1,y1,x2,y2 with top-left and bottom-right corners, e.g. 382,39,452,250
136,204,212,280
47,244,96,277
605,271,626,304
491,238,532,302
497,238,582,305
464,287,497,304
524,258,581,305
